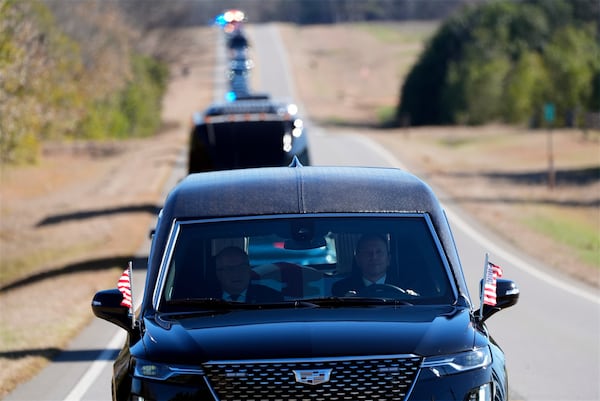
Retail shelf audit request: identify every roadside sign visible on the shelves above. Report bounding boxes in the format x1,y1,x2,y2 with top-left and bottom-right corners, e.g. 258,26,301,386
544,103,555,124
543,102,555,189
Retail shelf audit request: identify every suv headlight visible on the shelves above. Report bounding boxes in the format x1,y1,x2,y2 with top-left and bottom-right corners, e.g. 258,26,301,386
421,347,491,376
133,359,205,381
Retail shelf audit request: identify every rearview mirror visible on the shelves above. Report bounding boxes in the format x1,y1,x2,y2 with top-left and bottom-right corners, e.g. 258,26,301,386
284,237,327,250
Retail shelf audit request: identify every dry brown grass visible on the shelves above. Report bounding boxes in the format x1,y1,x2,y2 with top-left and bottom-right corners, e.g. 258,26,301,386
279,22,435,127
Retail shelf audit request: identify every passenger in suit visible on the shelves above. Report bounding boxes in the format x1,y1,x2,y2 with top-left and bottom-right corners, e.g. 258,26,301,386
211,246,283,303
331,234,398,297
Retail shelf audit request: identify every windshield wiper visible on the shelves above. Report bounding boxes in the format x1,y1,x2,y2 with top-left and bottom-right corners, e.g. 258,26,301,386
164,298,320,310
301,297,413,307
162,298,410,314
165,298,246,308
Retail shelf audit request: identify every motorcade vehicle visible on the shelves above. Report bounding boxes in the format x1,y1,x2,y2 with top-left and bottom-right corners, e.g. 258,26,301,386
187,96,310,173
227,30,249,51
92,162,519,401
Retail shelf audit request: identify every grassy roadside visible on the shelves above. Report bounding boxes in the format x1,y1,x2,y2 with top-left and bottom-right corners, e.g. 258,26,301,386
522,209,597,266
0,134,188,398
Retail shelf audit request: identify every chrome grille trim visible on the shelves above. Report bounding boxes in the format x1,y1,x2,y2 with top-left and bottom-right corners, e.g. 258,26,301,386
203,355,422,401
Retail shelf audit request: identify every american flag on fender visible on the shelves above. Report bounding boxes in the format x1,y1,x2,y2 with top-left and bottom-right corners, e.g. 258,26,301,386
483,261,503,306
118,266,133,309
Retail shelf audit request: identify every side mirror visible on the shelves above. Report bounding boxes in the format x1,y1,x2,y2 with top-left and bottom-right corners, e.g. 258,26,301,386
477,278,520,322
91,288,134,333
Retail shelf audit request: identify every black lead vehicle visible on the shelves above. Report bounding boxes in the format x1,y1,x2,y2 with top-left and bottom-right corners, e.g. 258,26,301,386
187,97,310,173
92,162,519,401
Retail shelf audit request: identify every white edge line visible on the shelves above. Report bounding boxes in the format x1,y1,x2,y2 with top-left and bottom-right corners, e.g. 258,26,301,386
66,294,143,401
353,134,600,305
64,330,127,401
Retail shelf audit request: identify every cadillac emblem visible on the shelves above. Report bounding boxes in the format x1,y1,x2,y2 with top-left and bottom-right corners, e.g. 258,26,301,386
292,369,332,385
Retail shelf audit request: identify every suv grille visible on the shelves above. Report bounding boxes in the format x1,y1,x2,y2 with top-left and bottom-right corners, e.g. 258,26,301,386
206,100,284,116
203,355,421,401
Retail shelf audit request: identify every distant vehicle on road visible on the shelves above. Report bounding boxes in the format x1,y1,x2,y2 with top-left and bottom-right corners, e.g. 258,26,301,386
92,163,519,401
187,96,310,173
227,30,250,50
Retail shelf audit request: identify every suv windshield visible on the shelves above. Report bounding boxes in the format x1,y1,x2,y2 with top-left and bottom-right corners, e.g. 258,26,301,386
156,214,455,311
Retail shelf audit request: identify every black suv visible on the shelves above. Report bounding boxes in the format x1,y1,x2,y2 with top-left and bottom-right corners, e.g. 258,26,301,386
92,163,518,401
188,97,310,173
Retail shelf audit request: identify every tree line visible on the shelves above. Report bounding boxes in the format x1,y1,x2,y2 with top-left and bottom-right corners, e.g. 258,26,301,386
0,0,169,164
2,0,475,165
114,0,477,27
397,0,600,127
3,0,597,164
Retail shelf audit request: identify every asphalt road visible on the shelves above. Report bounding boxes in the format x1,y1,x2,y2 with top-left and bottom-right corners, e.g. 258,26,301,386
6,23,599,401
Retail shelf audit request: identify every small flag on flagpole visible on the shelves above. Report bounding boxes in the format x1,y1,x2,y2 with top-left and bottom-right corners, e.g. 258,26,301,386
117,264,133,309
483,260,503,307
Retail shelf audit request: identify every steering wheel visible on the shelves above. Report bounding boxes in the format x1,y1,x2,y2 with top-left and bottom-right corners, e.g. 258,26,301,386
358,284,413,298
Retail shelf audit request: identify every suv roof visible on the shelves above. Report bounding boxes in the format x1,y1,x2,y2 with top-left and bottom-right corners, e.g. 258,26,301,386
148,164,468,305
202,98,290,117
192,98,296,126
168,164,440,218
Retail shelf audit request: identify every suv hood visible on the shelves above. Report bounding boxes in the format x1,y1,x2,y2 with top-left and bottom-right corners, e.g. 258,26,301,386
139,306,477,364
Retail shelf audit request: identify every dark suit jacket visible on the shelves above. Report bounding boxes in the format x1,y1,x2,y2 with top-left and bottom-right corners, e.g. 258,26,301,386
331,274,398,297
244,283,284,303
207,283,283,303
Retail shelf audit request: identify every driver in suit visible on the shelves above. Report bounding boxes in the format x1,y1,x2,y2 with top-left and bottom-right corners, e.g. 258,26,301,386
211,246,283,303
331,234,398,296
